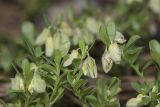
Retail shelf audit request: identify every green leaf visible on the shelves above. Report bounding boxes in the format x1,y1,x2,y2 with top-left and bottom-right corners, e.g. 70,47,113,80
149,40,160,67
86,95,97,106
107,77,121,96
141,96,151,105
22,59,32,86
99,25,110,46
67,72,73,84
131,82,152,94
124,35,141,51
124,47,143,64
0,48,12,71
67,3,74,21
78,38,85,52
106,21,116,42
43,15,52,28
21,21,35,44
35,46,43,57
97,79,106,102
81,87,94,98
78,38,88,59
72,58,81,69
54,50,62,65
74,79,85,91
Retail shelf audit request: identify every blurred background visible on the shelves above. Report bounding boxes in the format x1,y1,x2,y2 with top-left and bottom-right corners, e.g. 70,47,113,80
0,0,160,106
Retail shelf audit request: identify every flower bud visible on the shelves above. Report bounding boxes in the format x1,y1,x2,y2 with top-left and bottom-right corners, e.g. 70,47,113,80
115,32,126,44
35,28,51,45
45,36,54,57
63,49,79,67
82,56,97,78
109,43,122,64
28,83,33,94
102,48,113,73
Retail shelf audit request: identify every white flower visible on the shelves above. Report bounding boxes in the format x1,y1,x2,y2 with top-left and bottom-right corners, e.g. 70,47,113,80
155,104,160,107
86,17,100,34
29,72,46,94
82,56,97,78
45,36,54,57
101,43,122,73
28,83,33,94
149,0,160,15
30,63,38,71
60,21,73,37
63,49,79,67
35,28,51,45
126,94,145,107
115,32,126,44
102,48,113,73
109,43,122,64
11,75,24,91
53,32,70,57
126,98,139,107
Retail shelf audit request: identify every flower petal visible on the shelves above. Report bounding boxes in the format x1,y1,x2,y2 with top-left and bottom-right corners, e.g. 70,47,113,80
82,56,97,78
53,32,70,57
31,72,46,93
109,43,122,64
115,32,126,44
102,48,113,73
11,75,24,91
35,28,51,45
45,36,54,57
63,49,79,67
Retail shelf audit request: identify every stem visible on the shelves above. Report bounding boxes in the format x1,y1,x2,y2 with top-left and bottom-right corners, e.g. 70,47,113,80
49,65,61,106
24,94,30,107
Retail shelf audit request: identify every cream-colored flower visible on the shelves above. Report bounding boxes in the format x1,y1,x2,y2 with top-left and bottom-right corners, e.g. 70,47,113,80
19,78,25,91
86,17,100,34
109,43,122,64
35,28,51,45
126,98,139,107
53,32,70,57
28,83,33,94
149,0,160,15
155,104,160,107
30,63,38,71
82,56,97,78
102,48,113,73
45,36,54,57
11,75,25,91
61,21,73,37
63,49,79,67
115,32,126,44
29,72,46,94
126,94,145,107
